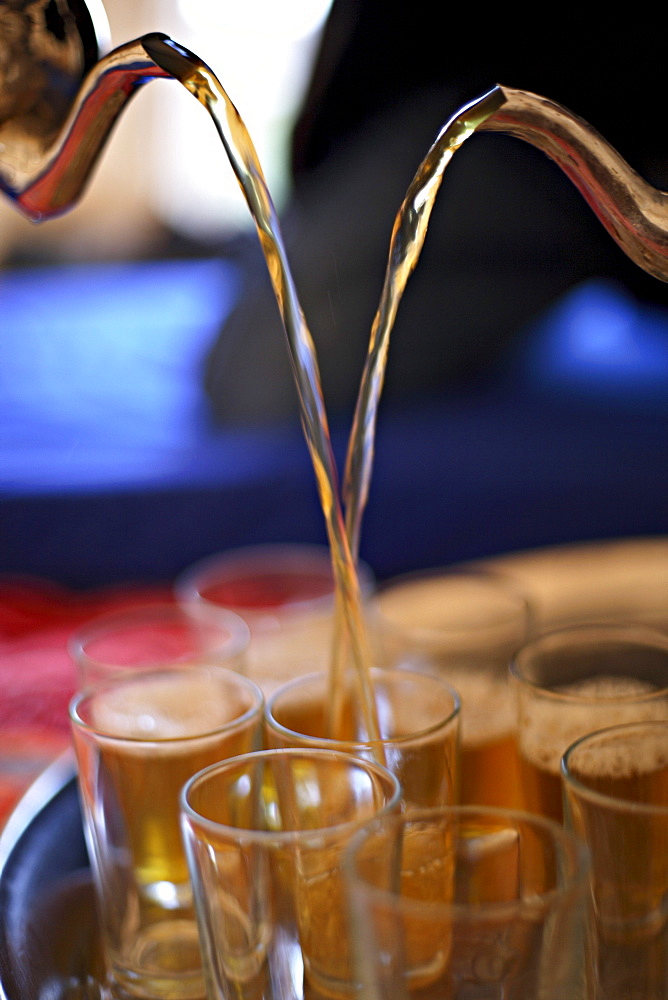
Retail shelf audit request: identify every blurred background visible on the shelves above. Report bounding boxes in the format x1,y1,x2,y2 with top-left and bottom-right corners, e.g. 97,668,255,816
1,0,667,589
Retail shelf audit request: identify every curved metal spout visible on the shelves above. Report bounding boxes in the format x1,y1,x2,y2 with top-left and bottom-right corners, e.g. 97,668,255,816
14,34,178,221
5,8,668,288
0,20,177,221
479,85,668,283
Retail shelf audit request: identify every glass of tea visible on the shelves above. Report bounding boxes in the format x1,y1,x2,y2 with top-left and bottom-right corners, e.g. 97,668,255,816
345,805,590,1000
370,568,531,808
180,747,401,1000
70,663,264,1000
69,601,250,689
265,667,461,809
562,720,668,999
511,623,668,822
175,543,375,695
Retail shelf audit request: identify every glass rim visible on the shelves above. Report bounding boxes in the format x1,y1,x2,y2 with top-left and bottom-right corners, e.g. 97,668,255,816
372,567,532,644
68,600,251,670
344,804,591,918
174,542,375,614
69,662,264,745
264,667,462,749
509,621,668,698
561,719,668,815
180,747,402,843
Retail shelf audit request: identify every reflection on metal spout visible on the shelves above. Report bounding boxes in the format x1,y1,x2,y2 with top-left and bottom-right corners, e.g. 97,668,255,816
0,0,183,222
0,0,109,217
480,86,668,283
2,34,176,222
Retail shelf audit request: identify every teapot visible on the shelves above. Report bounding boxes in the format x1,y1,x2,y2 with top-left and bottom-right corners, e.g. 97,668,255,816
0,0,183,220
1,0,667,286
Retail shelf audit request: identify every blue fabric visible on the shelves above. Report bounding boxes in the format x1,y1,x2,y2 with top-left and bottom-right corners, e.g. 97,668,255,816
1,262,667,587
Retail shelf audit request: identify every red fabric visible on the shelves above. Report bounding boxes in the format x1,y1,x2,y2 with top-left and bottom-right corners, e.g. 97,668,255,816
0,575,174,822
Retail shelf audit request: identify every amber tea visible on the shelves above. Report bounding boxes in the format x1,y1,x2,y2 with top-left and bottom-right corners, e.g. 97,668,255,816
512,625,668,822
562,721,668,999
70,664,264,999
265,668,461,808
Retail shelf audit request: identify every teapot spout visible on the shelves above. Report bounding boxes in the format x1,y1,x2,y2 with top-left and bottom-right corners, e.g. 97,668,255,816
3,32,175,222
479,85,668,283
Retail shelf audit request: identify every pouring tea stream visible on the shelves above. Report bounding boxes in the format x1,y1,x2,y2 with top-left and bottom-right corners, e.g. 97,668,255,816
3,0,668,745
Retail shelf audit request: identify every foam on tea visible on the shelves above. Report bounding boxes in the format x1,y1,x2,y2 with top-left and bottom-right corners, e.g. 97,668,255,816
516,672,668,821
90,669,249,742
571,732,668,786
521,675,663,778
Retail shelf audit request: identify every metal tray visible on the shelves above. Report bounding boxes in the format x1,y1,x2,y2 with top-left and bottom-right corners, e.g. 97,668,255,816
0,752,104,999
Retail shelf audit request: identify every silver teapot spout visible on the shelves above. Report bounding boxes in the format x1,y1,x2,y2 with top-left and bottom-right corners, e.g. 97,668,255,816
3,2,668,292
479,85,668,283
0,0,176,221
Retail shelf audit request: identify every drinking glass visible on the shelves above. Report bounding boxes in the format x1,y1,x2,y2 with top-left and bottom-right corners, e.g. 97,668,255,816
70,663,264,1000
175,543,375,695
370,568,531,807
511,623,668,821
180,747,401,1000
345,805,591,1000
265,667,461,808
69,601,250,688
562,720,668,999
